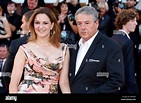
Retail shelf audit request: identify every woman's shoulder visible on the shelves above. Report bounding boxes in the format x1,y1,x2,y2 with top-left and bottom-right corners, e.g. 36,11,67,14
19,42,33,50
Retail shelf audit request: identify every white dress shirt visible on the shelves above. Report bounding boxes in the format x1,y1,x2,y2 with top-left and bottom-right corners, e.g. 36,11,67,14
0,58,6,87
75,31,98,75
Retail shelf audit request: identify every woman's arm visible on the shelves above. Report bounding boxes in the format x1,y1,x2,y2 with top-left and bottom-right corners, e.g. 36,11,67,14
59,46,71,93
9,47,26,93
0,17,11,39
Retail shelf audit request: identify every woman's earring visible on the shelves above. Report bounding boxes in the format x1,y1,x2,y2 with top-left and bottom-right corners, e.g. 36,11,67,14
50,29,53,35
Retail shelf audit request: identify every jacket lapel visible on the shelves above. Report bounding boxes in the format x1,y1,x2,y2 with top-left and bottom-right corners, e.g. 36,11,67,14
73,32,103,78
69,43,79,81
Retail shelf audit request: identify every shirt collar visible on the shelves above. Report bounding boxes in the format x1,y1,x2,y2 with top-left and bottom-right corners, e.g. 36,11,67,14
119,29,130,39
78,30,99,47
0,58,6,62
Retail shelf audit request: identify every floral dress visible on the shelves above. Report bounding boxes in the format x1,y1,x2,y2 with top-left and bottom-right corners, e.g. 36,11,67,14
18,43,67,93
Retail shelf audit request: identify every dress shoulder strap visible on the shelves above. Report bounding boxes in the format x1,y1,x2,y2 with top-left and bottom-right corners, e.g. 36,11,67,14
20,44,32,58
61,43,68,61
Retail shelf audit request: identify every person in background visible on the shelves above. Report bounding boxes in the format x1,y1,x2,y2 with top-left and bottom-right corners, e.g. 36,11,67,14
5,1,22,41
69,6,124,93
9,7,70,93
0,6,11,47
66,0,81,15
111,8,139,93
55,0,79,44
22,0,45,9
3,10,34,93
97,1,111,37
87,0,106,10
0,0,10,14
21,0,39,16
20,10,34,37
125,0,141,93
0,43,9,93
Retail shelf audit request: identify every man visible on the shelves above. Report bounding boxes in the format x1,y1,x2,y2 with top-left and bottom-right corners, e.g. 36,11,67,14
2,10,34,92
0,43,9,93
21,0,39,16
125,0,141,93
69,6,124,93
111,9,139,93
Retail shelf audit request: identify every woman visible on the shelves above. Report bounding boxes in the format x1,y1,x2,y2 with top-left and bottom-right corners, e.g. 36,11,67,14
0,6,11,47
9,7,71,94
111,8,139,93
54,0,79,44
5,1,22,41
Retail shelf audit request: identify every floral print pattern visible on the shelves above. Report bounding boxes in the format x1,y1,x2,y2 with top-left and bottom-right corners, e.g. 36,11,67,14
18,43,67,94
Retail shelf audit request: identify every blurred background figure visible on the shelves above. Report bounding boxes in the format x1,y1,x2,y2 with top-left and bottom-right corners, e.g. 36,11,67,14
87,0,106,10
21,0,40,16
0,43,9,93
22,0,45,9
0,6,11,47
0,0,11,14
97,1,111,37
54,0,80,45
5,1,22,42
20,10,34,37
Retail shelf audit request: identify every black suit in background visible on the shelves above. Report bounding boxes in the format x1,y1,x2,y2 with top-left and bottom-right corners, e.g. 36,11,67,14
2,34,30,92
69,31,124,93
111,31,139,93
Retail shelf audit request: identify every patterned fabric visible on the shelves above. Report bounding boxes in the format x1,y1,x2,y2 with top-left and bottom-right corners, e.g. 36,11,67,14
0,17,6,35
18,43,67,93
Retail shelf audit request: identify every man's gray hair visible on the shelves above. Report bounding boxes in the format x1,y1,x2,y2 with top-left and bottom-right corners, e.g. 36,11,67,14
75,6,98,21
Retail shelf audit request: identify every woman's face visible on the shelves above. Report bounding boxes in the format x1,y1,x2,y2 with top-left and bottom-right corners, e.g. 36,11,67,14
34,13,54,38
7,3,16,14
60,3,68,14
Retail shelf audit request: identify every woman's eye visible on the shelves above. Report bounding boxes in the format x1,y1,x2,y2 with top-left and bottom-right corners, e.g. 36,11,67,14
34,21,40,24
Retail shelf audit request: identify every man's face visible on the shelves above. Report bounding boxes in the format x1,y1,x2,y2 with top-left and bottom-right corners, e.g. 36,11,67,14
0,47,8,59
123,18,137,33
27,0,38,9
126,0,136,8
75,14,98,42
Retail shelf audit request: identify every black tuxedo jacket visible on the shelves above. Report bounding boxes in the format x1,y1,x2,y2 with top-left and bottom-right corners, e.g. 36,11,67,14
69,31,124,93
111,31,139,93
